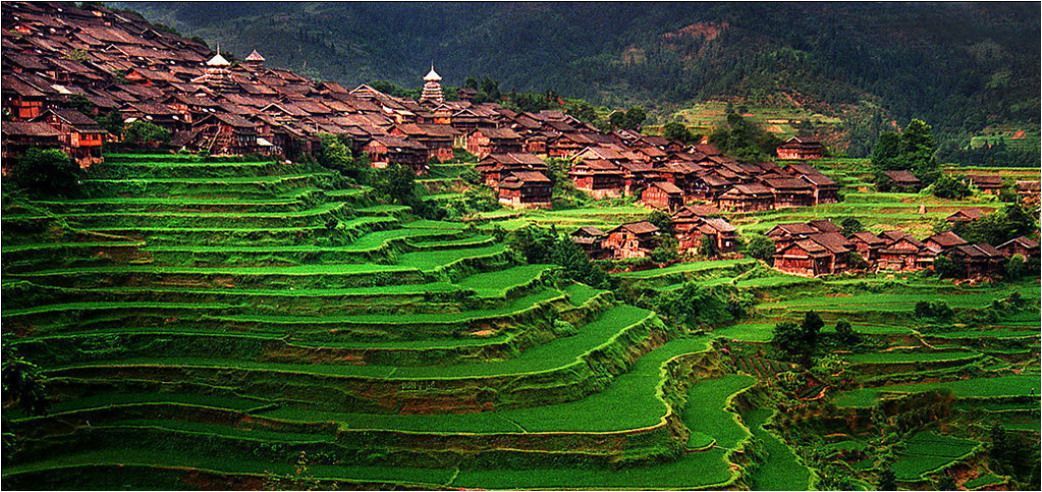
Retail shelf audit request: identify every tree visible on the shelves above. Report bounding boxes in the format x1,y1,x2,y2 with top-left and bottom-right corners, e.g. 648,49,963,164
772,311,823,364
933,254,962,278
123,121,170,148
955,204,1038,245
96,111,124,138
1005,254,1027,281
1,345,49,415
646,210,674,234
840,217,864,235
835,319,859,345
698,235,718,258
709,113,781,162
651,235,679,263
641,282,746,329
663,122,696,143
743,234,775,264
931,174,971,199
317,133,363,178
871,118,940,185
878,466,897,491
10,148,80,195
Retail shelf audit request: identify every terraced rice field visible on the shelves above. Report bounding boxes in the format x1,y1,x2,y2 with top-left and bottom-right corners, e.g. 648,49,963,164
4,152,1040,490
2,153,740,489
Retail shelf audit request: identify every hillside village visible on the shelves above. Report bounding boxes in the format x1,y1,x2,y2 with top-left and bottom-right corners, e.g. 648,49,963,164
5,1,1035,280
2,2,1041,491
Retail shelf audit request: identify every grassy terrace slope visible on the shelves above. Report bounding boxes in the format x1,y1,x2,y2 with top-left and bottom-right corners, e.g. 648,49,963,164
2,154,739,489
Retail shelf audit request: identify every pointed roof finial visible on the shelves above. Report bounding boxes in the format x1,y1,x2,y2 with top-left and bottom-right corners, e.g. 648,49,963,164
424,62,441,82
206,41,230,66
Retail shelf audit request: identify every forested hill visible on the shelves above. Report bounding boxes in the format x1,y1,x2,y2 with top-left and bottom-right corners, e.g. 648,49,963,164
116,2,1039,145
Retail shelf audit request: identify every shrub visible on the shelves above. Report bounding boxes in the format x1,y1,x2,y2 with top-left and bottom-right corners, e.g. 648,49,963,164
637,282,749,329
509,225,612,289
840,217,864,235
743,234,775,264
1005,254,1027,281
9,148,80,195
835,319,859,345
931,174,972,199
651,235,679,263
317,133,364,179
933,255,962,278
914,300,953,320
772,311,824,364
123,121,170,148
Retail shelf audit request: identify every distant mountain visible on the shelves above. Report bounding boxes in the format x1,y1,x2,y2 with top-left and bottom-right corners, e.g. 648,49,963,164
115,2,1040,151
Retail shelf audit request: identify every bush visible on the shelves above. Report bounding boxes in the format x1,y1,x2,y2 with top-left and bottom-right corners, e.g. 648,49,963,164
637,281,750,329
914,300,953,320
1005,254,1027,281
933,254,962,278
954,204,1038,245
834,319,860,345
931,174,972,199
9,148,80,195
840,217,864,235
772,311,824,364
509,225,612,289
317,133,364,179
743,234,775,264
123,121,170,148
651,235,679,263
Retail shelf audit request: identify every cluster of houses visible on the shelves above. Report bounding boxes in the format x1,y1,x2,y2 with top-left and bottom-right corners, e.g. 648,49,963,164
1,1,844,215
571,204,738,260
768,211,1038,278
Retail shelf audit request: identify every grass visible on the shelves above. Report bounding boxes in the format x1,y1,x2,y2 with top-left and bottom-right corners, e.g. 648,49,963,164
833,375,1041,408
743,408,813,490
682,374,756,450
614,259,754,280
844,350,981,365
891,431,980,482
455,264,553,297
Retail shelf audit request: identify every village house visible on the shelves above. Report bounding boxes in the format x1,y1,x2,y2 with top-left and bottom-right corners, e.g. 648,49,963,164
571,226,608,259
923,231,969,254
476,153,547,187
965,174,1004,195
996,236,1040,259
390,123,457,162
946,208,986,225
876,230,933,272
766,222,823,251
190,113,265,156
685,217,738,255
466,127,523,158
364,135,430,174
640,180,684,212
716,183,775,212
776,136,825,160
760,177,815,208
1015,181,1040,208
497,171,553,209
774,239,835,277
602,221,661,259
1,121,62,174
34,108,106,167
848,231,887,263
881,170,922,192
947,243,1005,278
569,159,625,199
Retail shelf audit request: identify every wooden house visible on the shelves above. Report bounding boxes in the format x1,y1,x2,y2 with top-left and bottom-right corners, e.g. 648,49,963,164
1015,181,1040,208
641,181,684,212
776,136,824,160
571,226,607,259
390,124,457,162
966,174,1004,195
948,244,1005,278
466,127,522,158
569,159,624,199
923,231,969,254
603,221,661,259
476,153,547,187
364,135,430,174
946,208,986,224
774,239,834,276
689,217,738,254
848,231,887,263
35,109,106,167
1,121,62,174
716,184,775,212
996,236,1040,258
881,170,922,192
498,171,552,209
191,113,263,156
877,231,930,271
761,177,815,208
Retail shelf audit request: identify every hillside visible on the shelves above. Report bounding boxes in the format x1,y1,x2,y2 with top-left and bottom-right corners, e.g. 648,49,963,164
117,1,1041,151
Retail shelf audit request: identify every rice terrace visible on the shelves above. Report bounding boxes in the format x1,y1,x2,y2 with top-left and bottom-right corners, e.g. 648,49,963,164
1,1,1040,491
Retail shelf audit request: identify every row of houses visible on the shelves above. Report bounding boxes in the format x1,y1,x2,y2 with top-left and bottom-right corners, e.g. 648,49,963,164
2,2,845,218
768,219,1038,278
571,205,738,260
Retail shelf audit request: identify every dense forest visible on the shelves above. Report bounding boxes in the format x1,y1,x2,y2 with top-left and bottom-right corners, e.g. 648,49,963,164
116,2,1040,161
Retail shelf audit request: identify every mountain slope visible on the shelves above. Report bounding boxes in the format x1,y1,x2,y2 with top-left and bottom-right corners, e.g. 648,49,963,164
116,2,1040,142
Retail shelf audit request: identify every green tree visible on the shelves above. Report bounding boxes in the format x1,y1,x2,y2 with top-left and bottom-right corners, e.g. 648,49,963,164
743,234,775,264
663,121,695,143
698,235,718,258
10,148,80,195
871,119,940,185
931,174,971,199
1005,254,1027,281
709,113,781,162
834,319,859,345
646,210,674,234
123,121,170,148
840,217,864,235
317,133,363,178
1,345,49,415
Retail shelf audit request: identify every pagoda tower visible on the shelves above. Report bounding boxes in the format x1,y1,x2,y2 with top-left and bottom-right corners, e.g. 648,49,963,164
243,49,266,70
419,63,444,105
195,44,235,93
